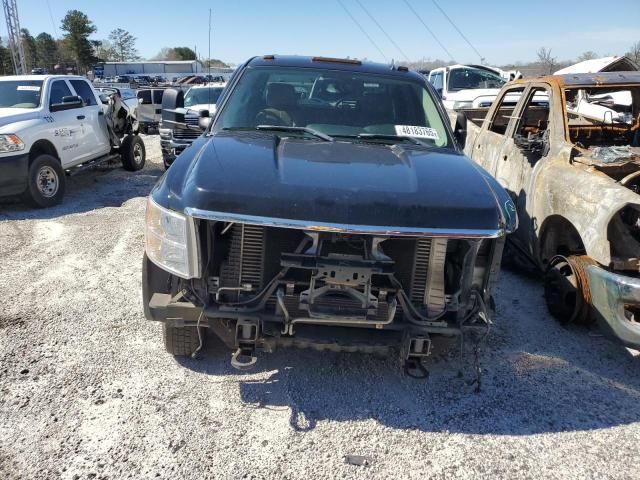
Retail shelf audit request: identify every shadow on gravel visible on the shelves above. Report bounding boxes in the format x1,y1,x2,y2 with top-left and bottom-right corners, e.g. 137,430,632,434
178,293,640,436
0,162,164,221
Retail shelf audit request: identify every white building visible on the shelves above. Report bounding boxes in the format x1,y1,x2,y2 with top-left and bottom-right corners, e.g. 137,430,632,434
99,60,202,77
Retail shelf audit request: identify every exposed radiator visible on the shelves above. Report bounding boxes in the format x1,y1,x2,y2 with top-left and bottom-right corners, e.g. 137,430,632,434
220,224,265,293
410,238,447,315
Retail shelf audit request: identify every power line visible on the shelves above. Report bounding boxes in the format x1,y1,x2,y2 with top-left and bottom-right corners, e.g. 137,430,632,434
336,0,387,62
401,0,454,62
354,0,410,62
431,0,484,63
45,0,59,39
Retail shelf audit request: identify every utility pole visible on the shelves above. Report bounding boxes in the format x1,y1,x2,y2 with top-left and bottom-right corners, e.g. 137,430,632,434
2,0,26,74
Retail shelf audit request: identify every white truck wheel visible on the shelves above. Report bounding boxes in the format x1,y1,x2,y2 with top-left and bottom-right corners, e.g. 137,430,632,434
23,154,66,208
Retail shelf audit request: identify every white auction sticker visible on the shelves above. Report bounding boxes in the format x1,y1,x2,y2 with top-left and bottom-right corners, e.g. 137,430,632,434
17,85,41,91
394,125,439,140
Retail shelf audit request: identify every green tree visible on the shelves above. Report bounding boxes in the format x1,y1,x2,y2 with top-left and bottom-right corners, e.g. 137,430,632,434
35,32,59,69
0,38,14,75
60,9,97,72
201,58,229,68
21,28,38,71
92,39,115,62
108,28,139,62
151,47,197,61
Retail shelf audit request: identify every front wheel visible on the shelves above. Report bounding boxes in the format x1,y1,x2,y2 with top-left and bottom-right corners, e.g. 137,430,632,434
23,154,66,208
163,324,205,356
121,135,146,171
544,255,594,325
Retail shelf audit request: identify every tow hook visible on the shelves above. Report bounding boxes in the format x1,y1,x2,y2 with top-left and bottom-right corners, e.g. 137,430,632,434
231,319,259,370
403,334,431,379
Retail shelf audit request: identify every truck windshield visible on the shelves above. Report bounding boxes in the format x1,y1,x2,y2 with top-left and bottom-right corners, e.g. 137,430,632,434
448,67,505,92
0,80,43,108
214,66,449,147
184,87,224,107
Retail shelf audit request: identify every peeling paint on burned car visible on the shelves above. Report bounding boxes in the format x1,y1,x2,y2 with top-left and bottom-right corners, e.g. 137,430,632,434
142,55,518,373
463,71,640,349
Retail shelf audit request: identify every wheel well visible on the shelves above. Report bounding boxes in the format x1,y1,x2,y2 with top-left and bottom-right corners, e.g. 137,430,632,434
539,215,586,266
29,140,60,165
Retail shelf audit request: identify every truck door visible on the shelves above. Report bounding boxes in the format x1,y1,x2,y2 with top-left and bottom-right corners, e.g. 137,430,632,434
136,89,153,124
471,86,525,176
153,89,164,123
46,79,83,168
69,79,111,160
494,85,552,255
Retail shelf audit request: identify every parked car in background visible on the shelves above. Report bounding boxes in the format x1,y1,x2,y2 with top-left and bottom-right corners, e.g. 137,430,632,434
114,75,131,84
428,64,507,110
159,82,226,168
0,75,145,207
144,55,517,373
457,72,640,350
136,88,166,134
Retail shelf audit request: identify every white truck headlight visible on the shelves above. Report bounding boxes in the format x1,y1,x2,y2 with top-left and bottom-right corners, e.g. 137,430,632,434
0,134,25,152
145,197,200,278
452,101,473,110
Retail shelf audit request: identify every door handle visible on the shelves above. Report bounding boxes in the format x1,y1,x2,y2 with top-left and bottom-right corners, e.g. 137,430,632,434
77,115,85,120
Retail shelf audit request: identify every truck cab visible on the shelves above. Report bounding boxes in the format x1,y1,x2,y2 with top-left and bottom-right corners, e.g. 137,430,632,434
0,75,145,207
428,64,507,110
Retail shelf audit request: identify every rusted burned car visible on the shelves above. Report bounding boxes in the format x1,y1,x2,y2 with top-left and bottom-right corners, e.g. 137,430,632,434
142,55,517,372
456,72,640,349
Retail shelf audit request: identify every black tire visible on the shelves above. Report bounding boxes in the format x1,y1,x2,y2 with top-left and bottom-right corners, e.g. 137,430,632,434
121,134,146,171
163,324,204,356
23,154,65,208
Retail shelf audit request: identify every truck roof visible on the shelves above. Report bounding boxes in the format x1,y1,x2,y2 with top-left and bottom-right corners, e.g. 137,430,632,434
514,71,640,87
0,74,88,82
246,55,421,81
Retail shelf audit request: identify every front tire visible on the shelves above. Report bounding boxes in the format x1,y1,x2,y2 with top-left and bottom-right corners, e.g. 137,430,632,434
121,135,146,171
544,255,594,325
23,154,65,208
163,324,204,356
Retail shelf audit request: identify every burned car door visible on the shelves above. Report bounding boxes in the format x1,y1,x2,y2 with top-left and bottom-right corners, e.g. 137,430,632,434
494,85,552,255
473,86,525,176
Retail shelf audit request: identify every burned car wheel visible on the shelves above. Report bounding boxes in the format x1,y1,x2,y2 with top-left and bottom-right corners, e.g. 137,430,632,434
544,255,594,325
163,324,204,356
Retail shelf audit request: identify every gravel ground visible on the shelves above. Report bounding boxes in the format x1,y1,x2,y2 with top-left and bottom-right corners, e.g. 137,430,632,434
1,135,639,480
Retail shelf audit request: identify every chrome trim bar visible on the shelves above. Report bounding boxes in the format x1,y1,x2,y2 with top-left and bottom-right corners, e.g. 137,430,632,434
185,208,503,239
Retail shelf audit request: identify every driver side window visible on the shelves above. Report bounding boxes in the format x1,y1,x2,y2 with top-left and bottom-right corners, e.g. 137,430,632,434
49,80,73,107
513,87,551,160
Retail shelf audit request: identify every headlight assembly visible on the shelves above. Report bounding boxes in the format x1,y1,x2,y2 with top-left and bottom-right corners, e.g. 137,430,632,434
0,134,25,153
452,101,472,110
145,197,200,278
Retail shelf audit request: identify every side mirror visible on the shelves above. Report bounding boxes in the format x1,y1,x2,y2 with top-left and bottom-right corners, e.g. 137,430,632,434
198,109,212,130
161,88,185,125
138,97,145,104
50,95,83,112
99,94,109,105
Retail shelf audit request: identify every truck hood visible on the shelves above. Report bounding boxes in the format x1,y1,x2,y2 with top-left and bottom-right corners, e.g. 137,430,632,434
156,131,516,236
0,108,39,128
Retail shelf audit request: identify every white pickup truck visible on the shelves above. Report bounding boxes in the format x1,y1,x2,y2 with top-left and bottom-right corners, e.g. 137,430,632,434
0,75,145,207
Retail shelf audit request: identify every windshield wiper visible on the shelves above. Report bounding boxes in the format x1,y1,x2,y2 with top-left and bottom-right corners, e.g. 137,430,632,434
354,133,431,147
255,125,334,142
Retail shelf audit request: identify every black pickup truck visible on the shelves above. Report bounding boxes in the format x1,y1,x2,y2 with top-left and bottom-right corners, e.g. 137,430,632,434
142,55,517,372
